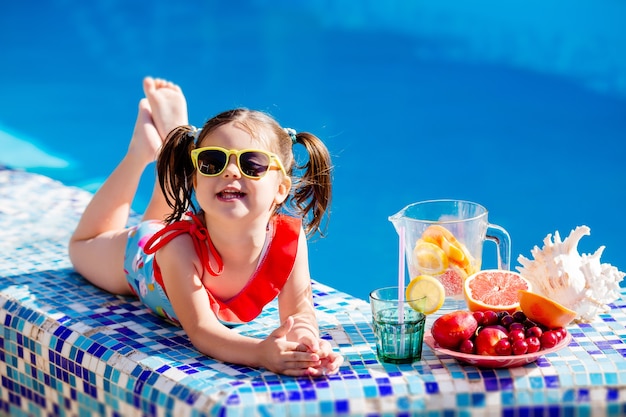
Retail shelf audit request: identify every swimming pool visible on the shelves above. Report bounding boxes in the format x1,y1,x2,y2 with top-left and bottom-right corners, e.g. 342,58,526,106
1,1,625,301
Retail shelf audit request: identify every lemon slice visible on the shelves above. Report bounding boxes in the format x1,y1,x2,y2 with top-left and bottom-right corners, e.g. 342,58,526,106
406,274,446,314
412,240,448,275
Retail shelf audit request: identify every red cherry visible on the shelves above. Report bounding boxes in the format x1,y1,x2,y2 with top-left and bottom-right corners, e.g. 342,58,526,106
459,339,475,354
541,331,559,349
512,339,529,355
523,318,539,329
483,311,499,326
494,339,512,356
526,336,541,353
508,329,526,343
512,311,527,322
525,326,543,339
509,322,525,332
554,327,567,341
472,311,485,326
500,314,515,328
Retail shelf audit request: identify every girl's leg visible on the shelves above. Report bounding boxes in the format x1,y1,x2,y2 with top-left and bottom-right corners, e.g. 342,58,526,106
69,77,188,293
141,77,189,221
69,99,162,294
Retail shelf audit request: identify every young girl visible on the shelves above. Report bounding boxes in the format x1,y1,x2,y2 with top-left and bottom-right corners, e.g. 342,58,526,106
69,77,343,376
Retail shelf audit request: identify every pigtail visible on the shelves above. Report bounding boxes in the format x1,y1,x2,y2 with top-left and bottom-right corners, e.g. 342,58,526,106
156,126,198,223
290,132,333,237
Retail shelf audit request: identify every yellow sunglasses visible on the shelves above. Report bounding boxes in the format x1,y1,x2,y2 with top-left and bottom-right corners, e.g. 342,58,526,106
190,146,287,179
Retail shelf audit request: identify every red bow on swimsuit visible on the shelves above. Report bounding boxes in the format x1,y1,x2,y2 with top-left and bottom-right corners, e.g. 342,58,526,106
143,211,224,276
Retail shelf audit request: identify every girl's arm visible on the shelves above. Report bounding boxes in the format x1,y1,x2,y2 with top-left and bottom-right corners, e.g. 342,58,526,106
278,229,319,344
278,229,344,374
157,235,322,376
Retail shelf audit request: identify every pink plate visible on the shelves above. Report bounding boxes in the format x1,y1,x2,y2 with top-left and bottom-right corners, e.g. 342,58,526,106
424,330,572,368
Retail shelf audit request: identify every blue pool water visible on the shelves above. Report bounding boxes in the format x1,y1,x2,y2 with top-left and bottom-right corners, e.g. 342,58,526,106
1,1,625,301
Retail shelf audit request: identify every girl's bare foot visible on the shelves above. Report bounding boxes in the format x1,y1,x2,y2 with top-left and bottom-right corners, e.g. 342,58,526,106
143,77,188,140
127,98,162,166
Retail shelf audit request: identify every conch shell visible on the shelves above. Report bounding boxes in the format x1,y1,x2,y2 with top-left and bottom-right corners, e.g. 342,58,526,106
516,225,625,322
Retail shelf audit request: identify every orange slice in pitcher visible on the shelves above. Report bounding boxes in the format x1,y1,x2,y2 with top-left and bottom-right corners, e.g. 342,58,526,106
422,225,470,269
413,240,448,275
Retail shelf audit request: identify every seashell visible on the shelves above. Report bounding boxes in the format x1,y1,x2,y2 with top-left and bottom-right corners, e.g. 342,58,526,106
516,225,625,322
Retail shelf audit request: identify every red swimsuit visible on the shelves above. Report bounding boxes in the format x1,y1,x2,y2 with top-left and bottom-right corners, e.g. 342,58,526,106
142,213,300,324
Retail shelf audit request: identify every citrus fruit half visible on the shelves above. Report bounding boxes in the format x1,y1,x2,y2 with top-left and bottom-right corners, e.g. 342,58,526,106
413,240,448,275
406,274,446,314
463,269,532,313
518,289,577,328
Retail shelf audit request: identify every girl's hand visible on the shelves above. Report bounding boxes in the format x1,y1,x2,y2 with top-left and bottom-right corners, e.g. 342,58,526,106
305,339,344,377
259,316,323,376
293,333,344,376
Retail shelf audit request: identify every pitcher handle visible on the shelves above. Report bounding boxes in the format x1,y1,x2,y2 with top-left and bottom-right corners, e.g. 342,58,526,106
486,224,511,271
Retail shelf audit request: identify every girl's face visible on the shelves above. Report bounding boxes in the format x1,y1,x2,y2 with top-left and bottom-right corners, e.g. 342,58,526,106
193,122,291,225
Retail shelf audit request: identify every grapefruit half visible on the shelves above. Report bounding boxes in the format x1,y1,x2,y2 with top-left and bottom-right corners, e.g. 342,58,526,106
464,269,531,313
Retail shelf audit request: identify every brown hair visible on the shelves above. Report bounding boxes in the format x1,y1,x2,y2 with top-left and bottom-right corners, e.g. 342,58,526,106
156,108,332,237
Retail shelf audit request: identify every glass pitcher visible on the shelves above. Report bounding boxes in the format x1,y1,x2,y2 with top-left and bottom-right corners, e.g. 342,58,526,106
389,199,511,310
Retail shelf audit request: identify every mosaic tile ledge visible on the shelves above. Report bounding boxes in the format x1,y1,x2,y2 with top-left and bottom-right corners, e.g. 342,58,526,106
2,168,626,417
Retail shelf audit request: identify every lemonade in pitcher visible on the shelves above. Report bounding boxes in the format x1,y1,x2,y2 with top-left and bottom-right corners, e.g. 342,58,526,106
411,224,480,300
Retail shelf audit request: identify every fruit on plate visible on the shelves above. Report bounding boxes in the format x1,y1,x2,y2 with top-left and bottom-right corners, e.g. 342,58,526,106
431,310,478,349
474,326,508,355
405,274,446,314
464,269,531,313
518,290,577,329
430,308,569,357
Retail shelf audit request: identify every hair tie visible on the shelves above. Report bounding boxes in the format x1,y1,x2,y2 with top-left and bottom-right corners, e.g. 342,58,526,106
188,126,202,142
284,128,297,145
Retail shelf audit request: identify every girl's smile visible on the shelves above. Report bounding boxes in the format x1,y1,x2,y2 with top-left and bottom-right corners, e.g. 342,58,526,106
216,186,246,201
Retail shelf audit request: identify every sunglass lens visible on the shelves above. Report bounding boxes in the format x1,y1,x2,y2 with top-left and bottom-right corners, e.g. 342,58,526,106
240,151,271,178
197,150,227,175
